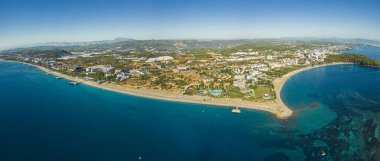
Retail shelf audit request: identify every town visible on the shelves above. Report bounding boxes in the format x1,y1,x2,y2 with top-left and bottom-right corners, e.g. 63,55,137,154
0,40,351,102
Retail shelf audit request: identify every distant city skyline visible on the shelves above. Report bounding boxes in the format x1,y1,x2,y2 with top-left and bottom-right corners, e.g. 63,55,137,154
1,0,380,49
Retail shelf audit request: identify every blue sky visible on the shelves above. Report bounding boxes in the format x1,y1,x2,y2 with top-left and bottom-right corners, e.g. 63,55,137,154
0,0,379,49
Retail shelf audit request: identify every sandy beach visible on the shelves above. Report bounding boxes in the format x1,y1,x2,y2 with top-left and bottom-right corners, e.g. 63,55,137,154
0,59,350,119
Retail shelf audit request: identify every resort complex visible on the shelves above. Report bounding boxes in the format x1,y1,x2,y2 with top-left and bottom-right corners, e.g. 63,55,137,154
0,40,359,118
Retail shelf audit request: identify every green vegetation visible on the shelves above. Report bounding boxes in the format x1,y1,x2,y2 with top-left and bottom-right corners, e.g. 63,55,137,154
135,51,168,58
254,86,271,99
221,43,296,55
3,39,355,103
11,49,72,59
194,52,213,59
225,86,244,98
325,54,380,67
88,71,105,81
263,66,303,78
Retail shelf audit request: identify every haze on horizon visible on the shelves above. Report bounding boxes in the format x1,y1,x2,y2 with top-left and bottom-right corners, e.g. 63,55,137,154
0,0,379,50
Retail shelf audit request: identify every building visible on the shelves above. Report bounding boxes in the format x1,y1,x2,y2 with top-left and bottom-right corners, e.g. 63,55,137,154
266,55,273,60
231,51,258,55
116,72,129,81
177,67,189,72
146,56,174,63
247,70,260,80
233,80,247,90
32,58,43,64
269,63,284,69
234,74,245,81
263,94,272,100
47,61,58,67
58,56,76,60
173,67,189,72
202,77,214,83
252,64,267,68
129,69,144,77
258,67,270,72
86,65,115,73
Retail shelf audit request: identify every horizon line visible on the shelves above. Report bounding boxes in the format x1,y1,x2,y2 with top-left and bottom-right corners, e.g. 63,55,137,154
2,36,380,51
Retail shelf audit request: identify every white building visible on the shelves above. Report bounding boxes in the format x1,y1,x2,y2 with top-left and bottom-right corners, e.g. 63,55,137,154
252,64,267,68
231,51,258,56
129,69,144,77
247,70,260,80
266,55,273,60
116,72,129,81
269,63,284,69
202,77,214,83
234,74,245,81
146,56,174,63
233,80,247,90
86,65,115,73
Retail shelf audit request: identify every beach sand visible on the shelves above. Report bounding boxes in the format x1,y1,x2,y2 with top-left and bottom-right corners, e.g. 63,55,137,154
0,59,350,119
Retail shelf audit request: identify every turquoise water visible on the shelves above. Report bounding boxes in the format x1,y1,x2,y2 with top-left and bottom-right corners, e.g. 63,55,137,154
281,66,338,134
1,45,380,161
282,64,380,160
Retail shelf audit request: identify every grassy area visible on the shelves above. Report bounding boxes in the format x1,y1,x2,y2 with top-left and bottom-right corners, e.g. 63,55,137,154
254,86,272,99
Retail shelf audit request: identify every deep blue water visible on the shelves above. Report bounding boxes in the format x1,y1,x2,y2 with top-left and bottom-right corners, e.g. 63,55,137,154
0,62,300,161
1,46,380,161
339,45,380,61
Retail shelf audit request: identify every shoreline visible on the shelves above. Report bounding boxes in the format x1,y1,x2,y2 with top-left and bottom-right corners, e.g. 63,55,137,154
0,59,350,119
369,44,380,47
272,62,352,117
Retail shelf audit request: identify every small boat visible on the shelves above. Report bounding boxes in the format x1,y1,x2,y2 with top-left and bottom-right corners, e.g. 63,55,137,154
232,107,241,114
69,82,79,86
56,76,62,80
320,149,326,156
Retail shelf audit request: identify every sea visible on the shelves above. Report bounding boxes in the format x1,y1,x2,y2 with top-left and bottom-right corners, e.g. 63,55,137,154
0,45,379,161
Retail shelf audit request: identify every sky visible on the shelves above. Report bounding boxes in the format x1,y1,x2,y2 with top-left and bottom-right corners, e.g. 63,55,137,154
0,0,379,49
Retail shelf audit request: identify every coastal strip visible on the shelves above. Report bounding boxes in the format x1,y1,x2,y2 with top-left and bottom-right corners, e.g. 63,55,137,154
0,59,350,119
369,44,380,47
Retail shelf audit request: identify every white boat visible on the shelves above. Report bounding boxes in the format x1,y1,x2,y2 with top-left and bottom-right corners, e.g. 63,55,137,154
232,107,241,114
69,82,79,86
320,149,326,156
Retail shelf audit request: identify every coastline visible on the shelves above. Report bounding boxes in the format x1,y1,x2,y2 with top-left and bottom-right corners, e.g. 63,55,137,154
272,62,352,117
0,59,350,119
369,44,380,47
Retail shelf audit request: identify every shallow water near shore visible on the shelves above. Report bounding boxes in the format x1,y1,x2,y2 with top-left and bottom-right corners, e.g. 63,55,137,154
1,46,380,161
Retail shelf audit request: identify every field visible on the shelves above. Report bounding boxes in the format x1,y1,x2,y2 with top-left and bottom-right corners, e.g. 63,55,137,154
254,86,272,100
